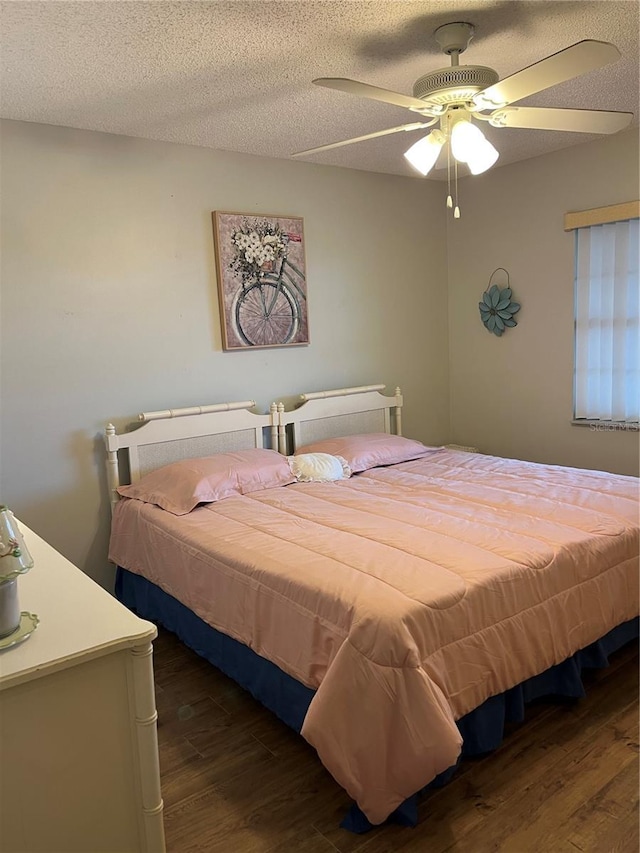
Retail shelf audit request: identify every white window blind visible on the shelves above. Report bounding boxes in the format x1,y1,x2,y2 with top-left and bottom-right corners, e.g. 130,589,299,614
574,218,639,422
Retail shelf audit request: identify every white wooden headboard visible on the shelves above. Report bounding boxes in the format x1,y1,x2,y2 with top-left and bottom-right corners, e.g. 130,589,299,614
105,400,284,512
278,384,403,452
105,385,402,511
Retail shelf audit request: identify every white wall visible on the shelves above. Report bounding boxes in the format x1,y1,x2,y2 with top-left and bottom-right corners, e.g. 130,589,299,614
0,120,449,587
447,129,639,477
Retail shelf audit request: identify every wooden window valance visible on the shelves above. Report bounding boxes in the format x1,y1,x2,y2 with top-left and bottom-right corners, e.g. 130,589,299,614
564,200,639,231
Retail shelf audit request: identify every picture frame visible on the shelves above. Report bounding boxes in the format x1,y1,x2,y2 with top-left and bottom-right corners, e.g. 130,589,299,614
212,211,309,350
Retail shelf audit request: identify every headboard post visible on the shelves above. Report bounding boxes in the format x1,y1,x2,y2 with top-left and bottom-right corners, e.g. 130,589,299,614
105,423,121,512
269,402,278,451
277,403,286,454
394,387,403,436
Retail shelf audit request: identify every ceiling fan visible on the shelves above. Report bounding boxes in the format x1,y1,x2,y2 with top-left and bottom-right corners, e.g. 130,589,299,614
293,22,632,191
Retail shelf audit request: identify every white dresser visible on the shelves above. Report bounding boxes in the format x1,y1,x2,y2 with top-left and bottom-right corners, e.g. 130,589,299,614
0,522,165,853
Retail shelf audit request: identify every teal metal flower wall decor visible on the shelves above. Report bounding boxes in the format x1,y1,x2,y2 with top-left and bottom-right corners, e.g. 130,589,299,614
479,269,520,336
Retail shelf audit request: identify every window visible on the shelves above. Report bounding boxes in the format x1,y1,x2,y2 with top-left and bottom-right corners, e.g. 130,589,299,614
572,214,639,424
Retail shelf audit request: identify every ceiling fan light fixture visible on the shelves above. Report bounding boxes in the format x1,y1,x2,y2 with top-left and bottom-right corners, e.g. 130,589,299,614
450,117,499,174
466,137,499,174
403,130,445,176
450,117,484,161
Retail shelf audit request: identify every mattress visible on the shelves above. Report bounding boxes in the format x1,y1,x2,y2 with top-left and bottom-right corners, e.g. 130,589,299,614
109,449,639,824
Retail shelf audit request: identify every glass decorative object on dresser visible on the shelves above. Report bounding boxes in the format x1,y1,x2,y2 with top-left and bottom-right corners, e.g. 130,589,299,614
0,506,37,647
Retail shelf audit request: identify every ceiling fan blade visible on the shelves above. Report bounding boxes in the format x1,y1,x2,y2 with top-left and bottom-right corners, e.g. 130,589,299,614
489,106,633,134
292,121,434,157
313,77,431,112
474,40,621,110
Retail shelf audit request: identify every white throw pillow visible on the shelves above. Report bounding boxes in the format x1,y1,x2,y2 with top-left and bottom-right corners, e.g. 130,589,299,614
287,453,351,483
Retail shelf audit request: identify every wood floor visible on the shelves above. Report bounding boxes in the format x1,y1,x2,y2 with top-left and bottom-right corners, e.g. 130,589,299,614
153,627,639,853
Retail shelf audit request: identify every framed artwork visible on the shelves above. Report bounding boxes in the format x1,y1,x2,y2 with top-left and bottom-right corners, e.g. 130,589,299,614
212,211,309,350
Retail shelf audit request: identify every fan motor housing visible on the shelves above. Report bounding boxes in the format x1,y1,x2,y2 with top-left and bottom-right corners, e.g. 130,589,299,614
413,65,499,105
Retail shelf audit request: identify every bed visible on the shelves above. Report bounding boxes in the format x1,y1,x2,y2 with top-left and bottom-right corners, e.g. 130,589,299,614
106,385,639,831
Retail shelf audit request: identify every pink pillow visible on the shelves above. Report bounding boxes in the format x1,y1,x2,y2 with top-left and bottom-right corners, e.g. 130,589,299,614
117,448,295,515
295,433,434,473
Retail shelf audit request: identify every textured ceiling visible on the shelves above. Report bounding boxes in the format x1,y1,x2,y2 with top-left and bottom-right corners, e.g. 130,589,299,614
0,1,638,180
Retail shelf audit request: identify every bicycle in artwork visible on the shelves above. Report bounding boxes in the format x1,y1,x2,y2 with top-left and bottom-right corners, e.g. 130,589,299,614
213,212,308,350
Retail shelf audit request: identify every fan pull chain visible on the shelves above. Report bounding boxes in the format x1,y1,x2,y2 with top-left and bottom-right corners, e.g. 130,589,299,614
446,135,453,209
454,158,460,219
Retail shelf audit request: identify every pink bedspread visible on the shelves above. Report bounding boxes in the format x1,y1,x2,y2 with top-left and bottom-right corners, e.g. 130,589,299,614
109,450,639,824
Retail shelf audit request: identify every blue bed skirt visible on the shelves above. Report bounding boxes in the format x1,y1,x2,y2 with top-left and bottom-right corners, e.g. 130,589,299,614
116,568,638,832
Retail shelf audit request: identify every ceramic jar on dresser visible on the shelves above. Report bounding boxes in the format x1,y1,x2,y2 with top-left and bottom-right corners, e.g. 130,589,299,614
0,521,165,853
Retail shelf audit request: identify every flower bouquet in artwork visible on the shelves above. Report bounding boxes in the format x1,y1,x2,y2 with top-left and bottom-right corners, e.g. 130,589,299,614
229,218,287,284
